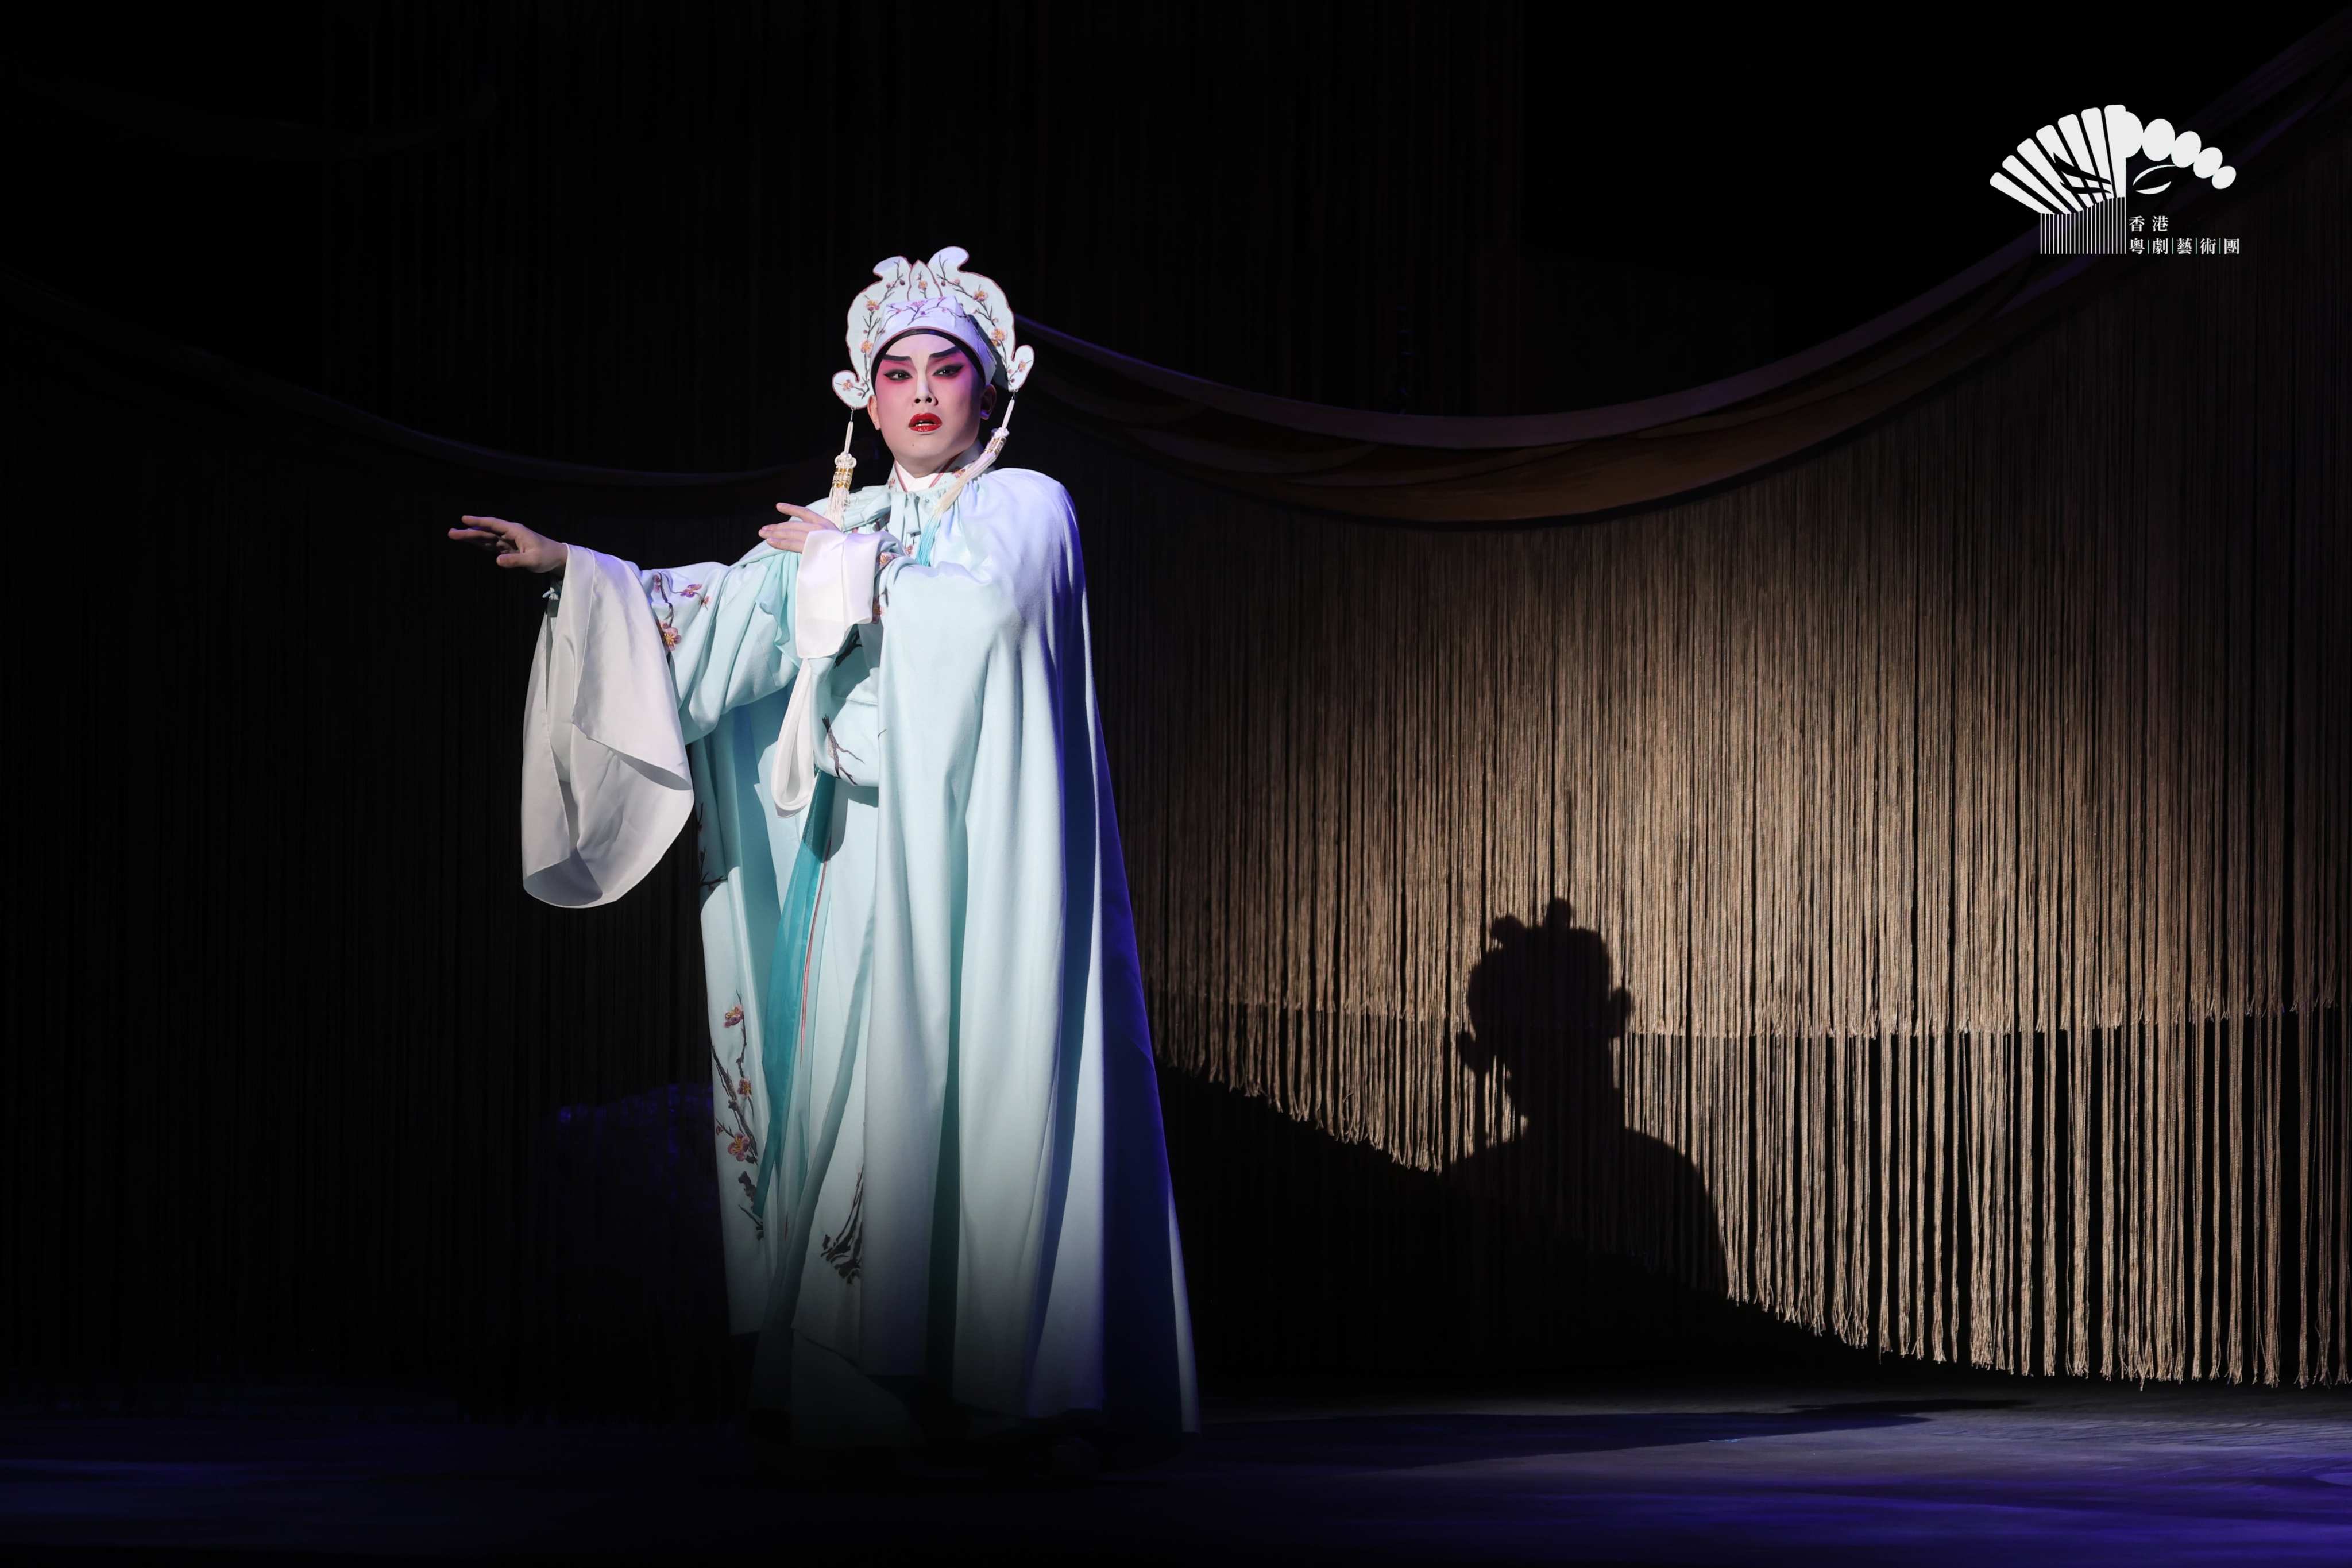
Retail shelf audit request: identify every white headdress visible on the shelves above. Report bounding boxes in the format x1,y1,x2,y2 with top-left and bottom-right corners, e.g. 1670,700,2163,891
820,245,1036,520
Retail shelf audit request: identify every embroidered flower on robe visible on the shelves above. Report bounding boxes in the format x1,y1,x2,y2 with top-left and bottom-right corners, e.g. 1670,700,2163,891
820,1165,866,1281
658,620,681,650
713,991,762,1237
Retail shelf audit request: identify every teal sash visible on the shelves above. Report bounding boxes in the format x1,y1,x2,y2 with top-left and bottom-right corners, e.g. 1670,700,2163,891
751,768,833,1222
748,491,941,1224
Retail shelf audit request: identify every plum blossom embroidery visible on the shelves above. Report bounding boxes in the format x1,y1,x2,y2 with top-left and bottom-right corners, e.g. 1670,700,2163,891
712,995,766,1241
820,1165,865,1282
646,571,690,654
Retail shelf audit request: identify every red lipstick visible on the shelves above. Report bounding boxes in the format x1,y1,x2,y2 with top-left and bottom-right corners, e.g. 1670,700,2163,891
908,414,941,433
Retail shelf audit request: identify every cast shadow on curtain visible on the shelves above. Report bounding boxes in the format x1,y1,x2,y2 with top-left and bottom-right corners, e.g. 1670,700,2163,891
1446,897,1729,1302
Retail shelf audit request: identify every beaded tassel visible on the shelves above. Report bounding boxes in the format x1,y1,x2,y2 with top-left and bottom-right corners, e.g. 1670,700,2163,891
928,398,1018,517
823,422,856,525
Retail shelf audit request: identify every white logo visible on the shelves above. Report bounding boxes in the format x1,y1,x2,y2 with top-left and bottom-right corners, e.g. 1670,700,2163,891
1990,106,2236,254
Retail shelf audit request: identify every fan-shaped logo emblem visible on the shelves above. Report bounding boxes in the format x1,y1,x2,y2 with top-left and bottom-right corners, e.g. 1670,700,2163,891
1990,105,2237,254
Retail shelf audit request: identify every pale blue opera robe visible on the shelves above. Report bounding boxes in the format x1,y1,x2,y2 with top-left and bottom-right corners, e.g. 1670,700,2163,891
518,465,1199,1447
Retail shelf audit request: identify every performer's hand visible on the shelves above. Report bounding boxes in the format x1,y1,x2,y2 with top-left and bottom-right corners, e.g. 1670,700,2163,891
449,516,567,573
760,503,836,554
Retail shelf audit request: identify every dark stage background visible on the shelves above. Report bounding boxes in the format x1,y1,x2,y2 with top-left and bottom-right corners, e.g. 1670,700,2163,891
6,5,2348,1419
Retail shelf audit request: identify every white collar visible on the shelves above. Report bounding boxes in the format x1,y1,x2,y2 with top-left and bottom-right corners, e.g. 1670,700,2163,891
890,435,988,495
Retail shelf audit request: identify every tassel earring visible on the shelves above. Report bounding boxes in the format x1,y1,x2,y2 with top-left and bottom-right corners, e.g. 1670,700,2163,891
823,422,856,526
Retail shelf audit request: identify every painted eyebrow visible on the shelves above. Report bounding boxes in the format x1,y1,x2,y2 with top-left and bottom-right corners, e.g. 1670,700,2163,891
875,346,972,365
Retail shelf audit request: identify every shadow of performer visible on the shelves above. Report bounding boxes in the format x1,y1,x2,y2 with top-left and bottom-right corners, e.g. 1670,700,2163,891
1445,898,1728,1300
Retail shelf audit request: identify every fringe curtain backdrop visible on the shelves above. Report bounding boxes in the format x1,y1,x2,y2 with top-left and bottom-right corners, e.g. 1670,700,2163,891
1068,128,2350,1385
5,91,2345,1408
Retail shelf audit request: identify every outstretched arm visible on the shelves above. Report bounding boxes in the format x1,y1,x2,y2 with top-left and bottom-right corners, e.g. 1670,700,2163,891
457,509,812,908
449,510,805,743
448,515,567,573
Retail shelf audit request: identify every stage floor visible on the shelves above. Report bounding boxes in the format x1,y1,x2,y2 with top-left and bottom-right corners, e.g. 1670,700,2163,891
5,1373,2349,1563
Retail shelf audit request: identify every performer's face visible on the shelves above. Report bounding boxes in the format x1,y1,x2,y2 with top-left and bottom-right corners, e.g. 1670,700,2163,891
867,331,995,476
